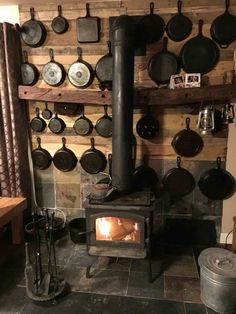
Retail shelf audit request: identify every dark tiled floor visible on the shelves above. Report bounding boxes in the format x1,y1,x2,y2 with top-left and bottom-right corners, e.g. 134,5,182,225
0,234,232,314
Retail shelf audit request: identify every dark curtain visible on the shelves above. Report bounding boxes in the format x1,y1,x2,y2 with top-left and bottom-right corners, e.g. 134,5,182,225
0,22,31,201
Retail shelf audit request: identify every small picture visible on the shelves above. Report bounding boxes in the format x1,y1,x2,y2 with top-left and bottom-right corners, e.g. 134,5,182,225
170,74,185,89
185,73,201,88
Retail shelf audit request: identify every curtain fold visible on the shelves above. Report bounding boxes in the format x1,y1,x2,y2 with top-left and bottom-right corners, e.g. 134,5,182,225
0,22,31,202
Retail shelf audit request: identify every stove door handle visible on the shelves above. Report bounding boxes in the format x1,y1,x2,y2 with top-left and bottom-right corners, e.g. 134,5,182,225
77,229,95,236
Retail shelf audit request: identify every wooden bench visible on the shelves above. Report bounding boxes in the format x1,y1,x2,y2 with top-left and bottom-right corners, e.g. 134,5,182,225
0,197,27,244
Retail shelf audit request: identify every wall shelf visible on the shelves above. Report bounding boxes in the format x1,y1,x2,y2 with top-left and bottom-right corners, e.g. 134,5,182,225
18,84,236,107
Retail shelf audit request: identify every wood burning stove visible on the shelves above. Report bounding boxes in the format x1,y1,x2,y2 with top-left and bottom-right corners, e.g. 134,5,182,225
84,191,155,282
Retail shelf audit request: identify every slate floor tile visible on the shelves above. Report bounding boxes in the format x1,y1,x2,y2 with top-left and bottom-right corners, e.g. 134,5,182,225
164,255,199,278
127,271,164,299
165,276,201,303
0,286,28,314
130,257,163,274
185,303,207,314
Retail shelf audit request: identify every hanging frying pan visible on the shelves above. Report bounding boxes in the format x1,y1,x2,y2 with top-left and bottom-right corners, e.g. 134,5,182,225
51,5,69,35
21,51,39,86
166,0,192,42
198,157,235,200
42,48,66,86
67,47,94,89
136,107,159,139
137,2,165,44
42,103,52,120
32,137,52,170
73,106,93,136
172,117,204,157
210,0,236,48
95,41,113,91
53,137,77,172
48,112,66,134
132,155,159,190
179,19,219,75
80,138,107,174
95,105,112,138
97,153,112,184
162,156,195,198
30,107,46,132
20,7,47,48
148,37,180,85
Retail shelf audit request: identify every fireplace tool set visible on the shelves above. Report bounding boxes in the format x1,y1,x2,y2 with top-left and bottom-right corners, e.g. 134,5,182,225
24,210,66,302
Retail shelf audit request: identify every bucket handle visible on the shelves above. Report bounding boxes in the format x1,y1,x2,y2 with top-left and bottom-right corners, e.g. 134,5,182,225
215,257,231,266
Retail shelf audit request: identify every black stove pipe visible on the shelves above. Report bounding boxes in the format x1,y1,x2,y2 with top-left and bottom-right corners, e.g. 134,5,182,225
111,15,135,193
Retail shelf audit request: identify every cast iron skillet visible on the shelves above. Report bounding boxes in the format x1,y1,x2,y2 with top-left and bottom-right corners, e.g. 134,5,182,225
97,153,112,184
32,137,52,170
166,0,192,42
162,156,195,198
48,112,66,134
172,117,204,157
20,7,47,48
148,37,179,85
136,107,159,139
179,19,219,75
42,48,66,86
42,103,52,120
30,107,46,132
80,138,107,174
210,0,236,48
51,5,69,34
21,51,39,86
67,47,94,88
137,2,165,44
53,137,78,172
95,105,112,138
132,155,159,191
73,106,93,136
198,157,235,200
95,41,113,91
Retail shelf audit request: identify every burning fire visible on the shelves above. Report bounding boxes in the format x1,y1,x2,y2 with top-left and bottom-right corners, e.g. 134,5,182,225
96,217,111,239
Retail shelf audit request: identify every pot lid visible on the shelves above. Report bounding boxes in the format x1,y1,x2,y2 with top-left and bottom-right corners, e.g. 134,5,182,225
198,247,236,281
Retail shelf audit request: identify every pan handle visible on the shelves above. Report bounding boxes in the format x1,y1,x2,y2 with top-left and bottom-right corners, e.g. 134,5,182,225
185,117,191,130
198,19,204,36
62,136,67,149
23,50,28,63
107,41,112,55
162,37,168,52
225,0,230,12
49,48,54,62
77,47,82,61
150,2,154,14
90,137,95,149
36,137,42,148
177,156,181,168
58,5,62,17
30,7,35,21
177,0,182,14
85,3,90,17
216,156,222,169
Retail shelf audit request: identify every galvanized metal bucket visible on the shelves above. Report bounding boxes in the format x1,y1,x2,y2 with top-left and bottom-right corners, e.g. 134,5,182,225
198,247,236,314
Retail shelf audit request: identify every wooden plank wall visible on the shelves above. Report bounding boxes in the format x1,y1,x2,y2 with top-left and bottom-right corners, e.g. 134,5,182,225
19,0,236,162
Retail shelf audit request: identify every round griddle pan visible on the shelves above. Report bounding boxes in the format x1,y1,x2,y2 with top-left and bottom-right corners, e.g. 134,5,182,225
166,0,192,42
95,105,112,138
162,156,195,197
179,19,219,74
198,157,235,200
172,117,204,157
51,5,69,34
148,37,179,85
32,137,52,170
20,7,47,48
137,2,165,44
53,137,77,172
21,51,39,86
210,0,236,48
80,138,107,174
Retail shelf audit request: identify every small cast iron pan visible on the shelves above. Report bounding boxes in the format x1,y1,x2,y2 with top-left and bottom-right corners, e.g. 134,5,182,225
95,41,113,91
30,107,46,132
51,5,69,34
179,19,219,75
210,0,236,48
42,48,66,86
53,137,78,172
97,153,112,184
42,103,52,120
67,47,94,89
95,105,112,138
73,106,93,136
132,155,159,191
48,112,66,134
148,37,179,85
136,107,159,139
80,138,107,174
32,137,52,170
162,156,195,198
198,157,235,200
172,117,204,157
21,51,39,86
166,0,192,42
20,7,47,48
137,2,165,44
